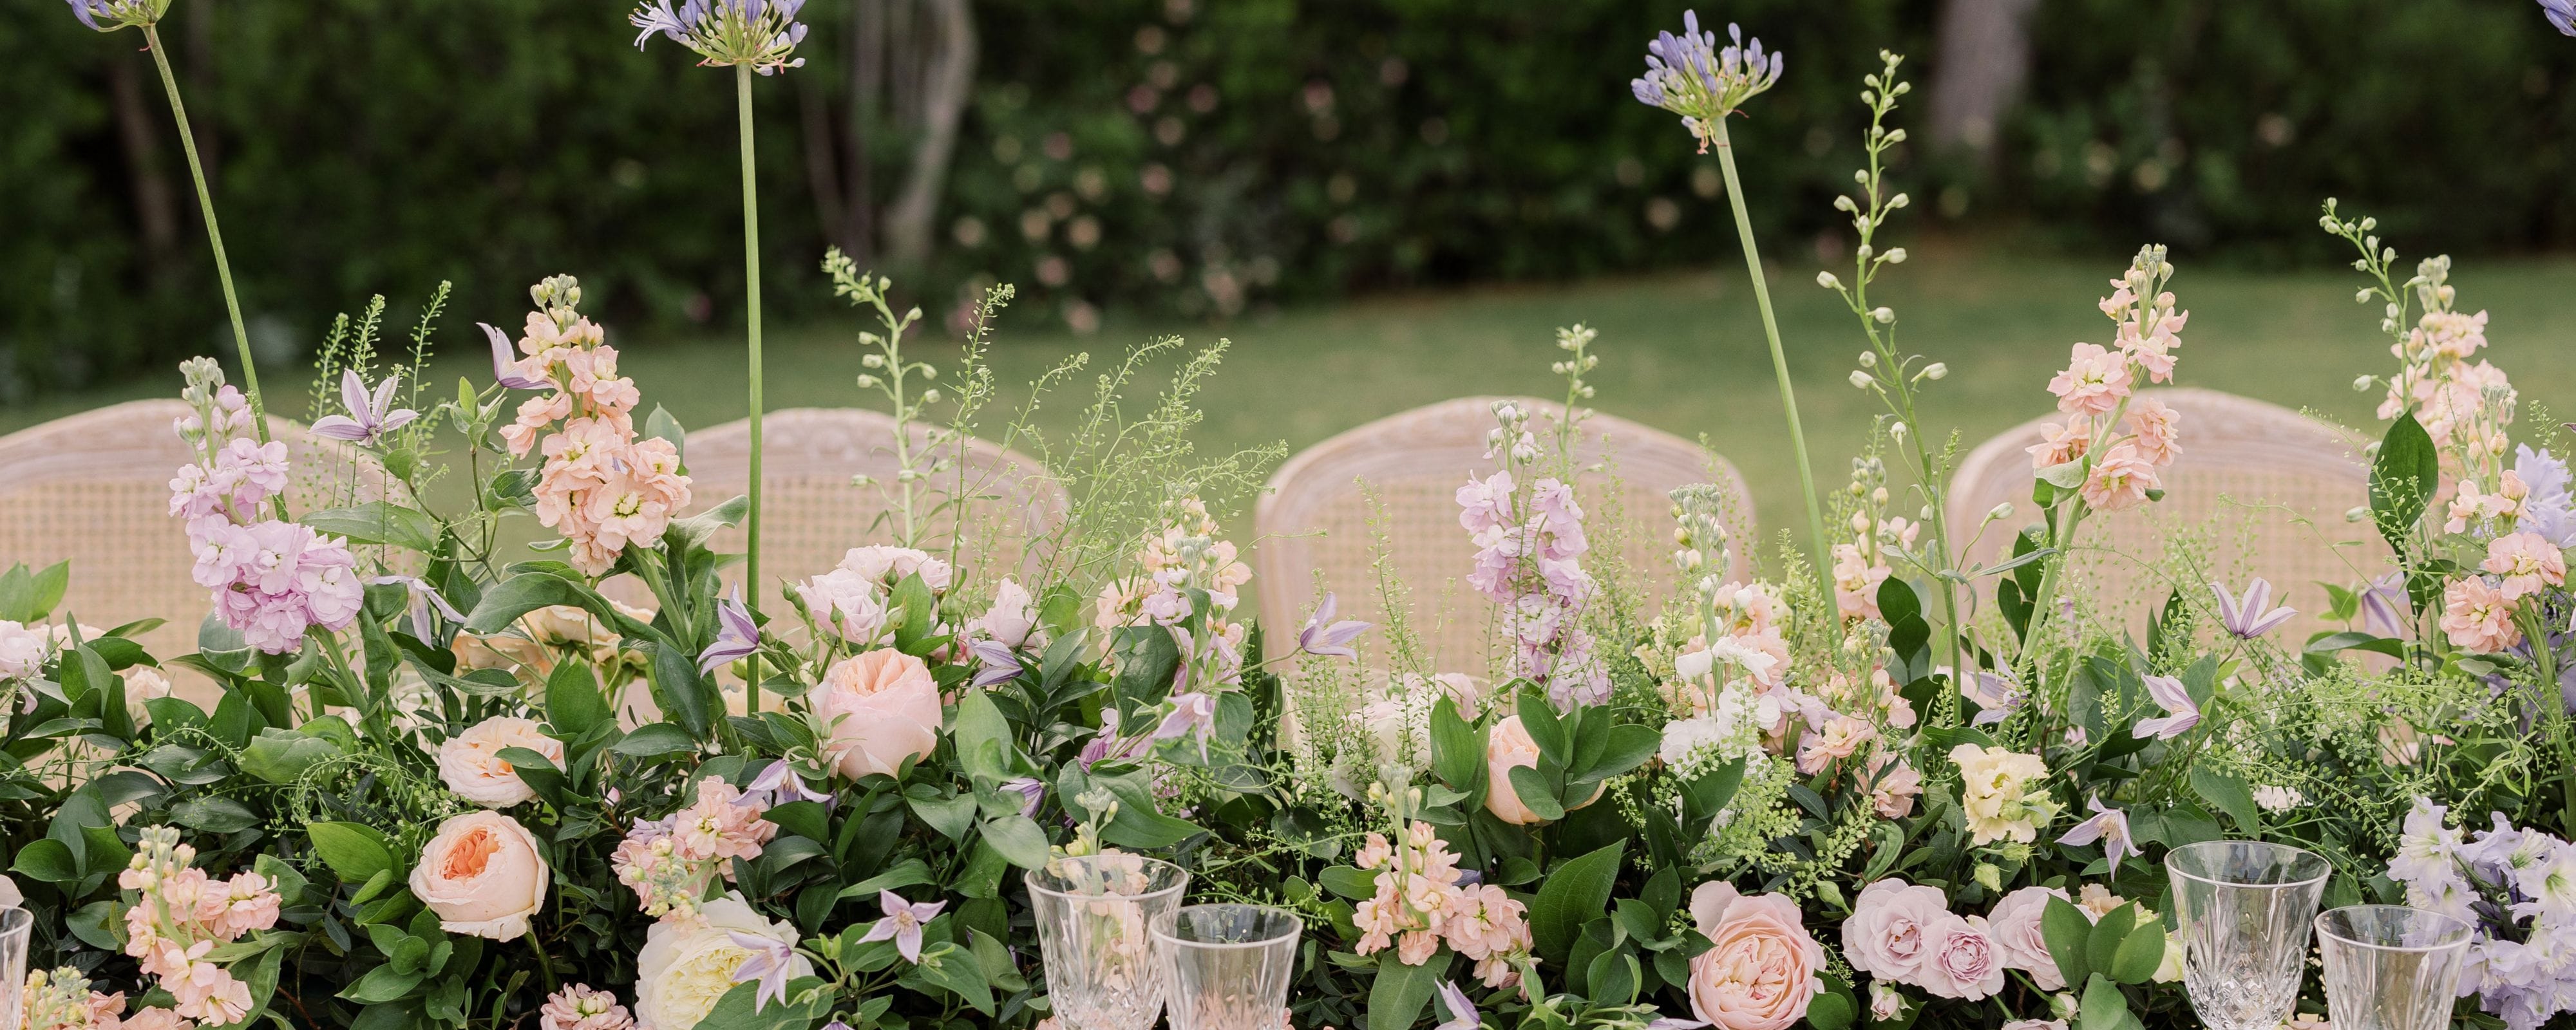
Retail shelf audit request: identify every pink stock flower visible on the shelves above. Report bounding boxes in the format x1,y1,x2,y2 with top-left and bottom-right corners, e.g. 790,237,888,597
2047,343,2133,417
187,520,363,655
2078,443,2159,512
1795,716,1875,776
1455,470,1517,532
2024,420,2090,471
2482,532,2567,601
1864,754,1922,819
671,776,779,863
2124,395,2182,467
540,984,636,1030
2440,576,2524,653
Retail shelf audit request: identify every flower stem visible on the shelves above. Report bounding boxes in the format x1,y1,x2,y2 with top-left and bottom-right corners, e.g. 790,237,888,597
736,64,767,713
145,24,284,523
1710,116,1831,599
524,928,561,996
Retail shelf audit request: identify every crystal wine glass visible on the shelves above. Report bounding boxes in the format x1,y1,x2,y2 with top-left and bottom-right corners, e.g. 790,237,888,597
2166,841,2333,1030
1026,854,1189,1030
2315,904,2472,1030
0,906,31,1030
1154,904,1303,1030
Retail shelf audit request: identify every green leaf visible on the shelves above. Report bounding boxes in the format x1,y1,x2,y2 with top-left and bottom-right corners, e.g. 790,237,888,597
10,838,77,883
68,900,122,951
2189,765,2263,832
2042,895,2095,990
912,941,996,1013
951,688,1016,782
2078,973,2133,1030
2370,413,2440,551
1515,691,1569,765
610,722,699,758
1578,723,1661,785
1319,865,1379,901
690,976,830,1030
1428,697,1486,792
303,503,440,552
0,560,70,622
497,746,571,810
1806,986,1857,1030
666,494,751,550
2304,631,2408,660
2085,903,2138,979
643,640,718,738
462,573,613,635
170,796,262,834
240,727,341,784
1506,765,1565,822
339,964,424,1004
978,815,1050,871
545,658,612,738
644,404,687,456
1531,841,1624,967
2110,920,2166,984
838,857,935,899
1366,949,1444,1030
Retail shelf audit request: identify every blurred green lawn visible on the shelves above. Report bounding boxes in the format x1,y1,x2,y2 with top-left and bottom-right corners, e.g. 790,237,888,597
12,238,2574,543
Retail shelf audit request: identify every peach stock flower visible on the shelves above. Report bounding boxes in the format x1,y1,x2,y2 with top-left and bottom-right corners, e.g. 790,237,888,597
2482,531,2566,601
2079,444,2159,512
2124,395,2182,467
2440,576,2524,653
2025,420,2090,471
812,650,943,779
2048,342,2132,417
437,716,567,808
1686,882,1823,1030
410,811,551,939
1865,753,1923,819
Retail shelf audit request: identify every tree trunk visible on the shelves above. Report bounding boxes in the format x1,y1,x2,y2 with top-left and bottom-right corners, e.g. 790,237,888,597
1926,0,2040,162
881,0,974,270
108,57,181,284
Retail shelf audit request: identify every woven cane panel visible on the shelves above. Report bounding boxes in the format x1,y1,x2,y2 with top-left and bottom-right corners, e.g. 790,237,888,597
643,408,1065,608
1255,396,1753,678
0,399,402,704
1947,387,2387,638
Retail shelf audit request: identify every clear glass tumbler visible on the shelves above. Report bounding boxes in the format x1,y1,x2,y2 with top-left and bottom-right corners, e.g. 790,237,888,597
0,906,32,1030
2315,905,2473,1030
1153,904,1302,1030
2167,841,2333,1030
1027,854,1189,1030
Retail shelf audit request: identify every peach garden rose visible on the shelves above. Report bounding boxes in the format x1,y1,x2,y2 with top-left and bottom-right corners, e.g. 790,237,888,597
1685,881,1823,1030
811,649,943,780
437,716,566,808
410,811,550,939
1482,713,1602,825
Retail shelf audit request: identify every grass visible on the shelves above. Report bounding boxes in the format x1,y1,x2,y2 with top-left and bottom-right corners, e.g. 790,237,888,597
13,236,2576,553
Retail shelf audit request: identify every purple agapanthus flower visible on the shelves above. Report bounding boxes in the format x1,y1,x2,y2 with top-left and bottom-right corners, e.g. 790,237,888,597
310,369,419,445
478,323,548,391
860,890,946,963
726,931,800,1011
2058,794,2142,873
1630,11,1785,149
967,638,1021,688
2212,578,2297,639
698,590,760,675
631,0,809,76
64,0,160,31
2134,674,2200,740
2543,0,2576,35
1296,592,1370,659
369,575,464,642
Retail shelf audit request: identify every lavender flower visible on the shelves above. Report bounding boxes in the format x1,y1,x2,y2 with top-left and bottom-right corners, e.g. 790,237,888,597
697,590,760,675
64,0,166,31
1296,592,1370,659
369,575,464,642
1433,981,1479,1030
2211,577,2297,639
1630,11,1786,150
1151,691,1219,760
2132,674,2200,740
478,323,548,391
860,890,945,963
2057,795,2142,873
631,0,808,75
726,931,801,1012
967,638,1022,688
1000,777,1045,817
748,759,833,807
2544,0,2576,35
309,369,419,445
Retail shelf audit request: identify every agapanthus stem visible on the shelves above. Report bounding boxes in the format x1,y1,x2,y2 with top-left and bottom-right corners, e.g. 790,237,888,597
737,64,767,713
1710,116,1832,599
143,26,270,450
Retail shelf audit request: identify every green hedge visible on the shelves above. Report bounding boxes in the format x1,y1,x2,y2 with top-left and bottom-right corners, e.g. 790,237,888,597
3,0,2568,395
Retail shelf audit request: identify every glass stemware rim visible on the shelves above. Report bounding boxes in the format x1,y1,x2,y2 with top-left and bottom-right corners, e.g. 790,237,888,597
1023,854,1191,903
1150,903,1305,950
2313,904,2475,953
0,907,28,934
2163,840,2333,889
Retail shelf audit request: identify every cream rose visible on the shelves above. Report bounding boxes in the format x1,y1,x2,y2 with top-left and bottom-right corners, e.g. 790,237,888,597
410,811,549,939
1985,886,2073,990
635,894,813,1030
837,545,952,592
795,569,891,646
1482,714,1602,825
813,650,943,780
1687,883,1824,1030
1840,878,1949,982
437,716,567,808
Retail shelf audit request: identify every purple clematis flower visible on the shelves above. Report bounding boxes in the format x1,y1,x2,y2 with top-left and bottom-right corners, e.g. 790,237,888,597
1434,981,1479,1030
2058,794,2142,874
1150,691,1219,760
726,931,800,1012
2545,0,2576,35
967,638,1022,688
861,890,946,963
310,369,419,445
478,323,548,391
750,759,833,807
2133,674,2201,740
1962,670,2025,726
699,590,760,675
2212,578,2297,640
1296,592,1371,659
1001,777,1045,817
2361,572,2410,639
370,576,464,642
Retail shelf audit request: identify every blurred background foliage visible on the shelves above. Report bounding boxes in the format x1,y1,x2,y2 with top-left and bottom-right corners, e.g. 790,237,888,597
4,0,2570,398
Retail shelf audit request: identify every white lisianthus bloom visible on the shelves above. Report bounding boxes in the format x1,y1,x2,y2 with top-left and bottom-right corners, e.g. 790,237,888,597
635,894,813,1030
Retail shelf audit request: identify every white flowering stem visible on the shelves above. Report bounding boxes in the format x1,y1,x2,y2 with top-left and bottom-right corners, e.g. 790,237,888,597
1710,116,1832,599
737,64,768,713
